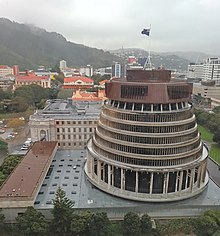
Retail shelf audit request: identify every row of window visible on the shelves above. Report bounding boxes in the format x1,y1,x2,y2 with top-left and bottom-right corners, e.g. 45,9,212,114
108,100,188,112
96,126,199,145
58,141,88,147
100,117,196,134
57,133,92,140
103,106,193,123
94,135,201,156
56,120,97,125
91,144,202,166
57,127,95,133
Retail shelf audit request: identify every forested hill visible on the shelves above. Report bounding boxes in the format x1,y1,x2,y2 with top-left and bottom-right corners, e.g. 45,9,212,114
0,18,121,69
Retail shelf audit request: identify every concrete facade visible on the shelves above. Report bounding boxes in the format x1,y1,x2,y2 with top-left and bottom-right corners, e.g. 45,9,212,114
85,69,209,202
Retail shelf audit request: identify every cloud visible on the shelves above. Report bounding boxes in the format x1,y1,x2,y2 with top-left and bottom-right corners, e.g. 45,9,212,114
0,0,220,54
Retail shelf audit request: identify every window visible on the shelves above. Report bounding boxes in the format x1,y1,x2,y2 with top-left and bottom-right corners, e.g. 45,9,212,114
167,86,190,99
121,85,148,99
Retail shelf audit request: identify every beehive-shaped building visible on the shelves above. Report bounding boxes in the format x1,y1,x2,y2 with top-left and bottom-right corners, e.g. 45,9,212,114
85,69,209,202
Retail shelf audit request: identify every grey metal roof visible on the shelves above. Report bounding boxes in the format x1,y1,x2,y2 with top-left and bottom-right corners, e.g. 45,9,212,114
35,149,220,218
30,100,101,121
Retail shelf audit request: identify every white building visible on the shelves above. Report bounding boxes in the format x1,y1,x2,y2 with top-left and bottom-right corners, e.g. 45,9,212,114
187,63,204,80
112,62,121,78
60,60,67,71
80,65,93,77
203,58,220,81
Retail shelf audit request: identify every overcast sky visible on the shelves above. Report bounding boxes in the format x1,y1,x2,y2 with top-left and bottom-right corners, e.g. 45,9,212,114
1,0,220,54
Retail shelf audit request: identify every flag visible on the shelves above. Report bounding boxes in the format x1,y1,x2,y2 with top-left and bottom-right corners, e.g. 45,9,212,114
141,28,150,36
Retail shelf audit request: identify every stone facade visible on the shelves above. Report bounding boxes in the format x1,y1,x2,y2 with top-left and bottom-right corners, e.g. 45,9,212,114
29,100,100,149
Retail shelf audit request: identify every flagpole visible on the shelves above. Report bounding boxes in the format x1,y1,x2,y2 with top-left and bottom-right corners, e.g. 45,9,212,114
143,25,152,70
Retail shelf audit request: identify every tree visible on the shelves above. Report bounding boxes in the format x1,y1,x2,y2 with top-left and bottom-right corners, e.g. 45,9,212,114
88,212,110,236
70,214,86,236
51,187,74,235
140,213,152,234
0,208,5,224
213,106,220,114
193,210,220,236
122,212,141,236
16,206,48,236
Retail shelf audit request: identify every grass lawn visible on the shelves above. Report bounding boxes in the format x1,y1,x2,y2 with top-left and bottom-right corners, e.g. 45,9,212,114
198,125,213,142
0,140,7,150
0,107,34,120
209,143,220,164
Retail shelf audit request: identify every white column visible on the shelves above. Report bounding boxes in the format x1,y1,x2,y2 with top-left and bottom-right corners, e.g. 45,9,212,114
165,172,169,194
190,168,195,192
132,103,134,111
178,171,183,192
111,166,114,186
197,166,202,188
150,172,154,194
121,168,125,192
163,173,166,194
169,103,171,111
97,160,101,183
103,163,105,182
151,104,153,112
185,170,189,188
108,164,111,189
135,171,139,193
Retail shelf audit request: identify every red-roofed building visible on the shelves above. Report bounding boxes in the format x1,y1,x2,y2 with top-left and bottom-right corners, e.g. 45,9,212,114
0,141,57,209
63,76,94,89
15,74,51,89
72,89,106,101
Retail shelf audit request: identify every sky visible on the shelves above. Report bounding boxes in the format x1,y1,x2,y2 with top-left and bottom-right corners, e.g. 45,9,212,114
1,0,220,54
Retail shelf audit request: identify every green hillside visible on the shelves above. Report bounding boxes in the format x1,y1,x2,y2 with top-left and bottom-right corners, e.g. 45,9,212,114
0,18,121,69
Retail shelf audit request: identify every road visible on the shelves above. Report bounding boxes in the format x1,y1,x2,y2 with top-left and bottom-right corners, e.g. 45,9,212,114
208,158,220,187
0,124,30,164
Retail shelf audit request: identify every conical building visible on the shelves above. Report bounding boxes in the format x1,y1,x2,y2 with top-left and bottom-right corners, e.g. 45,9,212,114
85,69,209,202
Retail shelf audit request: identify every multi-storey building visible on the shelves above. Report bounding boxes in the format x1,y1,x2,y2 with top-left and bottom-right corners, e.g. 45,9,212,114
187,63,204,81
193,83,220,100
112,62,121,78
0,76,15,90
15,73,51,89
203,57,220,81
60,60,67,71
29,99,100,149
80,65,93,77
0,65,14,77
85,69,209,202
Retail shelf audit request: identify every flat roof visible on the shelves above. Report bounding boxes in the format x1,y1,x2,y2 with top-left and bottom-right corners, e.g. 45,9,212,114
30,100,101,121
35,150,220,218
0,141,57,199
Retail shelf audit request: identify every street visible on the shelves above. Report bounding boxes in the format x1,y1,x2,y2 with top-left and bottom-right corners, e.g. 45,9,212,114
0,124,30,164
